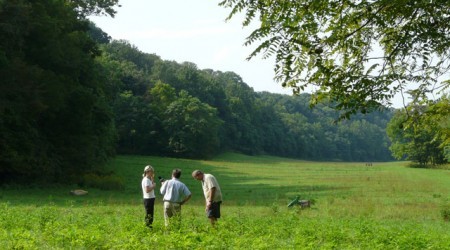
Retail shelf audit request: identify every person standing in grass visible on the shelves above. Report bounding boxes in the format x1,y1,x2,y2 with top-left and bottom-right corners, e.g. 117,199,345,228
160,169,192,227
192,170,223,226
142,165,156,228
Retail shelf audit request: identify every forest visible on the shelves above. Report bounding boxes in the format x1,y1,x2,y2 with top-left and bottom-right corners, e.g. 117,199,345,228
98,37,394,159
1,1,447,183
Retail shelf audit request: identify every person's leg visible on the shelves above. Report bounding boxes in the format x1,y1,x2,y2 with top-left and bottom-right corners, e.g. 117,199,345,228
207,202,221,226
209,217,217,225
144,199,152,227
163,201,173,227
172,204,182,228
173,203,181,215
148,198,155,226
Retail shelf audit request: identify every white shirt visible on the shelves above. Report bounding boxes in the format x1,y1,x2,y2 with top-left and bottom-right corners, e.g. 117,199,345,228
160,178,191,203
142,176,155,199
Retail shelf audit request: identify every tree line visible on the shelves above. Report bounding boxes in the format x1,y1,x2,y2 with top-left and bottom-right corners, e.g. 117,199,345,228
1,1,446,183
96,37,394,161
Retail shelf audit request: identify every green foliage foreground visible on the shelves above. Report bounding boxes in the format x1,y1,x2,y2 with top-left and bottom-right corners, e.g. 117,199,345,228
1,154,449,249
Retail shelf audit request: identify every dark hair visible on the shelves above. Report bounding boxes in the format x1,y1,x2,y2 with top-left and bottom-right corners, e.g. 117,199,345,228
172,169,182,179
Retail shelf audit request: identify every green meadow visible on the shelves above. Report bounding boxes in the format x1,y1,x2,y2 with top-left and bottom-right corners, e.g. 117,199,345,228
1,153,449,249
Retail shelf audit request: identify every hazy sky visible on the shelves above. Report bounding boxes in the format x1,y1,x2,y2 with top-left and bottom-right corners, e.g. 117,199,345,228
89,0,419,108
89,0,291,95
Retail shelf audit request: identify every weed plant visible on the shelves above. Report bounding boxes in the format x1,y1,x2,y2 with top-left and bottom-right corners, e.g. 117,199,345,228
0,153,449,249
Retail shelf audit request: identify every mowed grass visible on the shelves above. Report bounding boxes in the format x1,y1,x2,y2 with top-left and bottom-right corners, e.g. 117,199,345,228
1,153,449,249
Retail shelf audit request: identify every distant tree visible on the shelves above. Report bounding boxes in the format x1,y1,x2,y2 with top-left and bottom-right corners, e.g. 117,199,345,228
258,92,393,161
98,31,394,161
88,22,111,44
163,91,223,158
149,81,177,115
113,91,160,154
387,101,447,166
419,96,450,158
279,112,309,157
219,72,261,154
220,0,450,119
103,40,160,74
68,0,119,17
146,81,177,154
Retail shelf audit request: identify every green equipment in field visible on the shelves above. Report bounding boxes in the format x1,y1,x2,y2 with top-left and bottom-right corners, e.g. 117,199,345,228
287,196,299,207
288,196,312,208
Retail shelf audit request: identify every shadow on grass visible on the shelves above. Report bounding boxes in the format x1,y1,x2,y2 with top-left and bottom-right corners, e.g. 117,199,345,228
0,154,352,207
187,161,351,206
212,152,306,164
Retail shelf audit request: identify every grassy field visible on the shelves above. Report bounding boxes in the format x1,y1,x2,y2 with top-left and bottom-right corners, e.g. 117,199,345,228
1,153,449,249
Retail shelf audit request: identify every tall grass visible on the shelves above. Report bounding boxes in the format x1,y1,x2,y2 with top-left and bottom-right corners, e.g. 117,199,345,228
1,153,449,249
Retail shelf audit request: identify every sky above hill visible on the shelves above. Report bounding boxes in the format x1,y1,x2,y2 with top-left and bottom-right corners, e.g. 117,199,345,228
89,0,292,95
89,0,414,108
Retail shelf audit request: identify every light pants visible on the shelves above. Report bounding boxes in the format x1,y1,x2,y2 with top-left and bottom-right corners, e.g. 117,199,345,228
163,201,181,227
